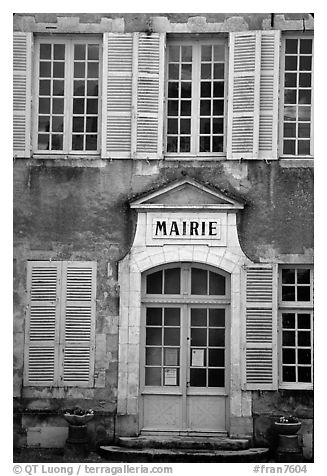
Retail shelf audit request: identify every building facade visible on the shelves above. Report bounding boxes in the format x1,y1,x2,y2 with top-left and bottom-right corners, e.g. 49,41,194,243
13,13,313,458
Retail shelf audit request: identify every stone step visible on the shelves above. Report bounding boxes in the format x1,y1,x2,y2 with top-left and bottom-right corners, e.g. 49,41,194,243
99,445,270,463
117,435,251,451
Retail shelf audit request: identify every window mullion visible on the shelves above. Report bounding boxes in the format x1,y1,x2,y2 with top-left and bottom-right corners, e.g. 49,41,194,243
192,43,200,154
65,41,73,154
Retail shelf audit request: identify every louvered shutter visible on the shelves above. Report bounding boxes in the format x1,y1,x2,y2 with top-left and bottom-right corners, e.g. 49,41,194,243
13,32,32,158
242,264,278,390
102,33,134,158
134,33,165,159
227,31,280,160
60,262,96,387
258,31,280,159
24,262,61,386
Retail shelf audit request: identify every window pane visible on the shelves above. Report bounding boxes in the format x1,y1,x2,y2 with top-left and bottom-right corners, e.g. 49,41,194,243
298,123,310,138
169,63,179,79
209,272,225,295
213,136,223,152
74,80,85,96
298,140,310,155
191,268,207,294
285,73,297,87
146,347,161,366
87,80,98,96
87,99,98,114
146,327,162,345
191,308,207,327
168,100,178,116
52,116,63,132
73,98,84,114
201,82,211,98
209,328,224,347
53,80,64,96
208,309,225,327
180,119,191,134
181,82,191,98
40,43,51,59
38,116,50,132
298,331,311,347
297,286,310,301
214,63,224,79
191,328,207,346
86,117,98,132
201,45,212,61
298,367,311,382
180,136,190,152
282,286,295,301
164,328,180,346
300,39,312,54
201,63,211,79
85,135,97,150
40,62,51,77
87,62,99,78
51,135,63,150
39,80,51,95
72,134,84,150
181,64,192,80
286,39,298,54
180,101,191,116
54,44,65,60
200,118,210,134
299,89,311,104
168,82,179,98
297,269,311,284
74,44,86,60
283,366,296,382
145,367,161,386
297,314,311,329
209,349,224,367
284,89,296,104
190,368,206,387
168,45,180,62
146,271,162,294
164,308,180,326
74,62,85,78
53,62,65,78
88,44,99,60
39,98,50,114
213,100,224,115
38,134,49,150
164,348,179,366
213,82,224,97
73,117,84,132
298,349,311,365
146,307,162,326
200,100,211,115
282,313,295,329
213,44,225,61
299,56,312,71
167,136,177,152
213,118,223,134
283,348,295,364
181,46,192,62
283,331,295,346
200,136,210,152
53,98,64,114
283,140,295,155
299,73,311,87
164,268,181,294
284,123,296,138
208,369,224,387
285,56,297,70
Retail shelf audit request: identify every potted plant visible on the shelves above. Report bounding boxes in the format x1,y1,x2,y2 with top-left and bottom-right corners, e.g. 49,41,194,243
274,416,301,435
64,406,94,426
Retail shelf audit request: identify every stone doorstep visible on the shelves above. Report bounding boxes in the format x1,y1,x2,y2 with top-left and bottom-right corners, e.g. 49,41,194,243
117,436,251,450
98,446,270,463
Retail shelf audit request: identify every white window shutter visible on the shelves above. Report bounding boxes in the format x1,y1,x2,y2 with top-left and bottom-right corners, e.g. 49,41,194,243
13,32,32,158
242,264,278,390
60,262,96,387
133,33,165,159
24,262,61,386
101,33,134,158
227,31,280,160
258,31,280,159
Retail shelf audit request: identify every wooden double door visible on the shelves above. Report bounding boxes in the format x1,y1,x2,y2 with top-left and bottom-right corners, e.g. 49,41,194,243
140,264,230,434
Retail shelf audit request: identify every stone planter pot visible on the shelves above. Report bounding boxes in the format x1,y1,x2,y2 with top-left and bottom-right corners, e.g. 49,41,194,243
63,413,94,426
275,422,301,435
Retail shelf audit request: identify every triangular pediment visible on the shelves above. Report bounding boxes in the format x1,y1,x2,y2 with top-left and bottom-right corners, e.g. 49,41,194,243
130,179,244,210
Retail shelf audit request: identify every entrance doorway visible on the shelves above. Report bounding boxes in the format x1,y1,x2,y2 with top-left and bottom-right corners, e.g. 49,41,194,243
140,263,230,434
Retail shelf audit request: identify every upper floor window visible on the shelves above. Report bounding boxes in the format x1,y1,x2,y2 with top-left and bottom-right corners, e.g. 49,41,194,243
281,36,313,157
165,38,227,155
33,37,101,154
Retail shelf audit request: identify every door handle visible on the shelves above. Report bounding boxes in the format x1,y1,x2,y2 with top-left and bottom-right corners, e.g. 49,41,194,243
186,381,190,387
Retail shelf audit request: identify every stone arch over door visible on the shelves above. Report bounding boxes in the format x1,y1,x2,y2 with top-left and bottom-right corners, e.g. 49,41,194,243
117,245,251,436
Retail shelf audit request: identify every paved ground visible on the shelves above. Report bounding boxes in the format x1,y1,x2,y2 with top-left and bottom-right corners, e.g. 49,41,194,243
13,448,104,463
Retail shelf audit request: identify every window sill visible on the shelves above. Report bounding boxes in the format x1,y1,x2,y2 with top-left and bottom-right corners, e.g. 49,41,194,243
279,384,313,391
280,157,314,168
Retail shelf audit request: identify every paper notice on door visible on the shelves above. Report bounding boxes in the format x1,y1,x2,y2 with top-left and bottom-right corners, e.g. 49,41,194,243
164,368,178,386
191,349,205,367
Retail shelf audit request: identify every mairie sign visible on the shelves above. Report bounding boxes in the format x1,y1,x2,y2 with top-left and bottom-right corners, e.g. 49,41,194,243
152,218,221,239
